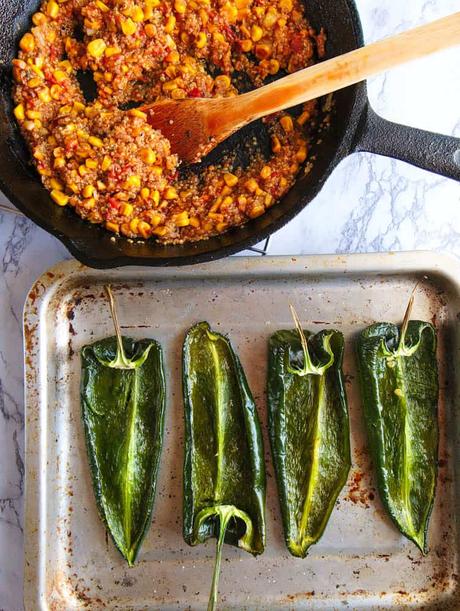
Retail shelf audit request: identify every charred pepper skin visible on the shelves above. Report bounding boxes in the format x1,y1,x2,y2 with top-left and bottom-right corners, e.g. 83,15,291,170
357,321,439,554
81,336,166,566
268,329,351,558
183,322,266,610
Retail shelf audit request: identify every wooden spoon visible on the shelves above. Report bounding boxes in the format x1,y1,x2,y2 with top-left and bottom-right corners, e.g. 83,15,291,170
144,12,460,164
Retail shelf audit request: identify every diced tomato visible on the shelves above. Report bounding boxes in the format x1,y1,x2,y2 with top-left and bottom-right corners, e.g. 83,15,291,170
109,198,120,209
188,87,201,98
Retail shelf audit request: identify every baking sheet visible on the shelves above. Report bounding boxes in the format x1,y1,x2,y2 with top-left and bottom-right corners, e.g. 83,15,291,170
23,252,460,610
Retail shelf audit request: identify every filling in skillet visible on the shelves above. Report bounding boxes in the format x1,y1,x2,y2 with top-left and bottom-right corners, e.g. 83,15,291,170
13,0,325,244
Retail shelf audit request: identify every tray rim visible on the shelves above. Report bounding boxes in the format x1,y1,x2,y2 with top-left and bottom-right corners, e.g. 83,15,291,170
23,250,460,611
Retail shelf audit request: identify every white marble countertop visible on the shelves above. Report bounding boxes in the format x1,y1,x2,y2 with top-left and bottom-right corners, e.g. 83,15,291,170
1,1,459,609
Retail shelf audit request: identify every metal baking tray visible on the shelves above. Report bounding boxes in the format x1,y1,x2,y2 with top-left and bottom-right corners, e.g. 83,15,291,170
23,252,460,610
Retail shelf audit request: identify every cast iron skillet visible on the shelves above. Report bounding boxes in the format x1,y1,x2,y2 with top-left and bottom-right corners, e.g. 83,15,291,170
0,0,459,268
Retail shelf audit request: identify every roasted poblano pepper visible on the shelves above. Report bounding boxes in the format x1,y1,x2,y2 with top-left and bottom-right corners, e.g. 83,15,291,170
357,297,438,553
268,307,351,558
183,322,266,611
80,286,166,566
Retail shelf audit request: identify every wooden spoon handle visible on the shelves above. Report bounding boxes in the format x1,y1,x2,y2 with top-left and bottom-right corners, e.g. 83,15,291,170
242,12,460,120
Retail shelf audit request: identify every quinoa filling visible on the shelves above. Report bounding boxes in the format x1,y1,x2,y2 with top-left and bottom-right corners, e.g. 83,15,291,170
13,0,325,243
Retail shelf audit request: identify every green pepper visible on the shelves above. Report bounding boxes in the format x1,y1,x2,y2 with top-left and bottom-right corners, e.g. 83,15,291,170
183,322,266,611
268,306,351,558
357,297,438,553
80,286,166,566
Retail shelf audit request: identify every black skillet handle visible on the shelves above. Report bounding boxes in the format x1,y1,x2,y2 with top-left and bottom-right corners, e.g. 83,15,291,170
353,105,460,181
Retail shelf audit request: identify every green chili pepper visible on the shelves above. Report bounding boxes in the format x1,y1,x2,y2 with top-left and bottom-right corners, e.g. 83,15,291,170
357,296,438,553
80,286,166,566
268,306,351,558
183,322,266,611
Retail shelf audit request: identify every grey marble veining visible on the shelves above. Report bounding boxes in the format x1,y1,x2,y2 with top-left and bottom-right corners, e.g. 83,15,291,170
0,1,459,609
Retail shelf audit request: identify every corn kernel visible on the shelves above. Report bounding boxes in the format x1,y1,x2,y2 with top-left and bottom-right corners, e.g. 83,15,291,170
124,175,141,188
165,50,180,64
137,220,151,238
96,0,109,11
199,8,209,24
289,162,299,174
164,15,176,33
245,178,259,193
267,59,280,75
129,218,140,232
255,43,272,60
152,166,163,175
26,109,41,120
14,104,25,121
296,147,307,163
280,115,293,132
28,78,41,88
120,203,134,216
50,178,63,190
145,23,156,37
164,186,178,199
87,39,107,58
240,39,252,52
101,155,111,171
46,30,56,43
121,17,137,35
216,222,227,232
51,189,69,206
50,84,62,99
223,172,238,187
221,196,233,208
88,136,103,148
171,88,186,99
140,148,157,164
52,70,66,84
263,7,278,27
78,165,88,176
141,187,150,199
130,6,145,22
215,75,231,89
152,226,167,237
297,110,310,126
105,46,120,58
82,185,94,198
249,204,265,218
213,31,225,43
251,25,263,42
174,0,187,13
189,216,200,228
128,108,147,120
279,0,293,11
162,80,178,92
277,16,286,26
46,1,59,18
260,165,271,179
32,12,47,26
38,88,51,103
221,2,238,22
265,193,274,206
195,32,207,49
54,157,65,169
173,211,189,227
152,189,160,205
106,221,120,233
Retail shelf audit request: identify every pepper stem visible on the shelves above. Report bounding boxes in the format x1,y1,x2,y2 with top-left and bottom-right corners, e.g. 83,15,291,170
104,285,132,369
207,517,228,611
289,304,316,373
398,278,426,351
